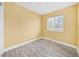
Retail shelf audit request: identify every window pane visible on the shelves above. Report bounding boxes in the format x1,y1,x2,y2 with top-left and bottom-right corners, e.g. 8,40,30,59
48,17,54,28
47,15,63,32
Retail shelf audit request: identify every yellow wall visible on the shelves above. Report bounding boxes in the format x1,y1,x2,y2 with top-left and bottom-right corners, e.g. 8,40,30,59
41,5,77,46
77,3,79,48
4,2,78,48
4,3,41,48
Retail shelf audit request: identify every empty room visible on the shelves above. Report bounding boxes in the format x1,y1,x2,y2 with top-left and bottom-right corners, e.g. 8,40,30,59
1,2,79,57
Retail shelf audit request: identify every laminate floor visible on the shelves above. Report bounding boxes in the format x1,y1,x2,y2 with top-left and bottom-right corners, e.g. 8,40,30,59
2,39,78,57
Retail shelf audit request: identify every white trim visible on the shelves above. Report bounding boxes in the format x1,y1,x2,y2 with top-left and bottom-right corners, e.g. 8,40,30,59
77,48,79,56
42,37,77,49
2,37,41,55
42,37,79,56
0,3,4,56
1,37,79,56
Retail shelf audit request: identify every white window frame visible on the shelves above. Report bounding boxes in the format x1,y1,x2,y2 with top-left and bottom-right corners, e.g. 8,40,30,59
47,15,64,32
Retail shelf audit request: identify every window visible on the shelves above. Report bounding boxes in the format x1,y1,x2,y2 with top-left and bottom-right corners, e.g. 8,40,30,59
47,15,64,32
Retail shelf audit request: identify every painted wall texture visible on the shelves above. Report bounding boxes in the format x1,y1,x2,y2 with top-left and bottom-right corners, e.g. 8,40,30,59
41,5,77,46
4,2,79,48
77,3,79,48
4,3,41,48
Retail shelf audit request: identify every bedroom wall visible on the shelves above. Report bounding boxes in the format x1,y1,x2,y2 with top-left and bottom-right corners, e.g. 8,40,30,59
77,3,79,48
41,5,77,46
4,2,78,48
4,2,41,48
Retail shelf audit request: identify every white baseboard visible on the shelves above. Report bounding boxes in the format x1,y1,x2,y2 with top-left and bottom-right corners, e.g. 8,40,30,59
42,37,79,56
2,36,79,56
42,37,77,49
77,48,79,56
3,37,41,54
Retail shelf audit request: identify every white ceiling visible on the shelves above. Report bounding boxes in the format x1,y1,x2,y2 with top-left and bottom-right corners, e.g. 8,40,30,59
15,2,77,15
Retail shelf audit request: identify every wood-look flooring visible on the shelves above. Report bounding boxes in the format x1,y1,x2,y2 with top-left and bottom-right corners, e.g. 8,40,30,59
2,39,78,57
